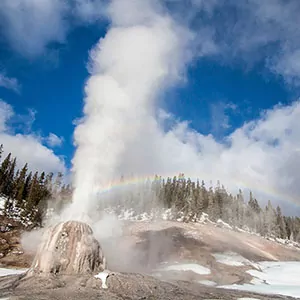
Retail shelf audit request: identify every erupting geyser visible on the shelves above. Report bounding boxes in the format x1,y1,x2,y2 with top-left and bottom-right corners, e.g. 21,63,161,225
27,221,107,276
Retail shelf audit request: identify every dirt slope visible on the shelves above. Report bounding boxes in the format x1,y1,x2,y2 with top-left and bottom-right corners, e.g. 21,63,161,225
100,220,300,286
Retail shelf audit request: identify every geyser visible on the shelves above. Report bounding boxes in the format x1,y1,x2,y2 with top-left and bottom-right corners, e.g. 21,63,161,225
27,221,106,276
69,0,192,220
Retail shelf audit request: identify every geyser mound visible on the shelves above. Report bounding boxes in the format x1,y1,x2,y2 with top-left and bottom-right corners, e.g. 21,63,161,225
27,221,106,276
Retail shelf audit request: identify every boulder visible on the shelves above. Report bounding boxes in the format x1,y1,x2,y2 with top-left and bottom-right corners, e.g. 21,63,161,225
27,221,106,276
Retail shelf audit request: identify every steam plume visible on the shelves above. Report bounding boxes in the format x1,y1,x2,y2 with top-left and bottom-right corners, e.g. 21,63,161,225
70,0,192,219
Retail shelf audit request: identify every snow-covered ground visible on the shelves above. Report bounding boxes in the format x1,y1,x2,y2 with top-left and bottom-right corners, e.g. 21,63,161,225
198,280,217,286
0,196,6,211
217,255,300,298
155,254,300,298
212,251,261,270
237,298,260,300
0,268,27,277
157,263,211,275
213,251,252,267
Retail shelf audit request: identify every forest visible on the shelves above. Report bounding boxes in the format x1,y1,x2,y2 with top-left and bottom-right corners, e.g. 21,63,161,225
0,144,300,242
0,145,71,226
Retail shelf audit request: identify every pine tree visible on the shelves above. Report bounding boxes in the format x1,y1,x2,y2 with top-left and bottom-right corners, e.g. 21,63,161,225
33,172,50,225
6,157,16,198
276,206,287,239
23,171,32,201
45,172,54,194
3,156,16,213
15,163,28,208
0,144,3,161
0,152,12,195
25,171,39,214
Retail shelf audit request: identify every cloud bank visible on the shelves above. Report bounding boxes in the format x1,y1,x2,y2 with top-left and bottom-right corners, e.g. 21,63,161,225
0,100,65,175
68,0,300,218
0,0,105,57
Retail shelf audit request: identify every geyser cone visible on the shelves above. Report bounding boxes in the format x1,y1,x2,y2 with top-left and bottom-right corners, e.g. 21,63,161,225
27,221,106,276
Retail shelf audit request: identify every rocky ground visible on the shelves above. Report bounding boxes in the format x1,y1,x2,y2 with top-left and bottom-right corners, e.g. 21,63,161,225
0,215,32,269
1,216,300,299
100,220,300,286
0,271,296,299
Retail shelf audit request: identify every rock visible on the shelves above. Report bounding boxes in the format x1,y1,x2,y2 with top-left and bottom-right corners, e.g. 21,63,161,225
27,221,106,276
0,238,7,244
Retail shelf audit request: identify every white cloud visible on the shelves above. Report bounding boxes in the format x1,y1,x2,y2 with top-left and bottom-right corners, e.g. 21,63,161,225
188,0,300,85
0,73,20,93
0,0,69,57
73,0,105,23
46,133,64,148
0,0,106,58
0,100,65,174
0,100,13,131
3,0,299,214
209,102,237,136
115,100,300,214
66,0,300,219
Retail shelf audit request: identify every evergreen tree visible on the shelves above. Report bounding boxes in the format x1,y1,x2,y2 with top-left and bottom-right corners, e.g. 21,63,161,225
0,144,3,161
276,206,287,239
15,163,28,207
0,152,12,194
25,171,39,213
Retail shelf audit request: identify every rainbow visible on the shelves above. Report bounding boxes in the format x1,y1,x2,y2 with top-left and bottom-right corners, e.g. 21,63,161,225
93,173,298,207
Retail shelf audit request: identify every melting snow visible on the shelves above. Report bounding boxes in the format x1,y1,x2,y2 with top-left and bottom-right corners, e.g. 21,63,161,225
94,271,109,289
237,298,260,300
198,280,217,286
221,261,300,298
216,219,232,230
0,196,6,211
212,251,255,267
159,263,211,275
0,268,27,277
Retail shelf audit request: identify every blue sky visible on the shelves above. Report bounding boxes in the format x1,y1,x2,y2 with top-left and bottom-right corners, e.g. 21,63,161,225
1,0,300,213
0,16,292,166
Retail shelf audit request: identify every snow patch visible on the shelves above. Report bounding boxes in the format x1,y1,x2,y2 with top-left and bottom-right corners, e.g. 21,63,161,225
221,261,300,298
212,251,258,268
198,280,217,286
94,271,109,289
158,263,211,275
0,268,27,277
237,298,260,300
0,195,7,212
199,212,209,223
216,219,232,230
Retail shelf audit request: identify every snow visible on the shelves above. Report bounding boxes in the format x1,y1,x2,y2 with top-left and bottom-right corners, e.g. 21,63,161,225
237,298,260,300
216,219,233,230
221,261,300,298
94,271,109,289
198,280,217,286
0,268,27,277
159,263,211,275
0,196,6,211
212,251,256,267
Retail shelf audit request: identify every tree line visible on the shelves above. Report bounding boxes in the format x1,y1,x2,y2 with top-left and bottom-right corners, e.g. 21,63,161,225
0,145,71,226
101,174,300,243
0,144,299,243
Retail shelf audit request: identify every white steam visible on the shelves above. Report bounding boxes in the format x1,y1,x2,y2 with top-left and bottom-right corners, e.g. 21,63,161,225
70,0,192,219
